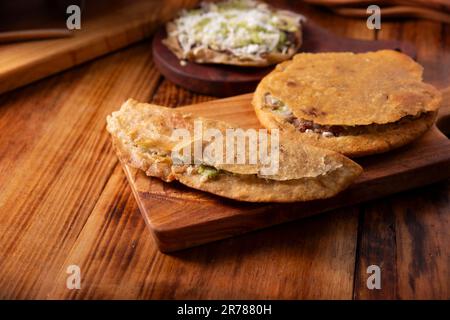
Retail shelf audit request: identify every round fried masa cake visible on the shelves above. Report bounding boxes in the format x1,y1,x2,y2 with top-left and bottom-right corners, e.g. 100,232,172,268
163,0,303,67
252,50,442,157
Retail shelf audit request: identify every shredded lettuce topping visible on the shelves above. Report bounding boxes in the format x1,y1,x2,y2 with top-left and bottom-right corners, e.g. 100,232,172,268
170,0,303,59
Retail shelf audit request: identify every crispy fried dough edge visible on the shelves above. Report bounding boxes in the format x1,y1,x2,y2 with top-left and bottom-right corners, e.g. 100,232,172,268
177,158,362,203
253,83,438,157
258,51,442,125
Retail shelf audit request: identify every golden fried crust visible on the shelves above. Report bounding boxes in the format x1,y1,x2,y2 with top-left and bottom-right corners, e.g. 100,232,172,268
163,21,302,67
253,50,442,157
259,50,442,125
110,133,176,182
107,99,362,202
177,158,361,203
254,96,437,157
112,127,362,202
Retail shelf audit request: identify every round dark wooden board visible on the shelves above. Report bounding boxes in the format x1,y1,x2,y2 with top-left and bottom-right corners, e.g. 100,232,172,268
153,19,416,97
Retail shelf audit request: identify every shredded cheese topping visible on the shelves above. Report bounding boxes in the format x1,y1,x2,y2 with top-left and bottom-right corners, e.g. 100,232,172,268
169,0,304,59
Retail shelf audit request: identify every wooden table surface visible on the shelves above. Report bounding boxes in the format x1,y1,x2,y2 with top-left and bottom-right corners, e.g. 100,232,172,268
0,2,449,299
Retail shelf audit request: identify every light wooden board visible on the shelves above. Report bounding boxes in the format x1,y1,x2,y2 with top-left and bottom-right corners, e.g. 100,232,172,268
0,0,197,95
120,93,450,252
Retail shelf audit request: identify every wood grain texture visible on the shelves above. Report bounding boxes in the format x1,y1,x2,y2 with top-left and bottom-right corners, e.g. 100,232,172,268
47,185,359,299
303,0,450,24
0,1,448,300
0,29,72,43
352,18,450,300
0,0,198,95
0,42,160,299
353,182,450,299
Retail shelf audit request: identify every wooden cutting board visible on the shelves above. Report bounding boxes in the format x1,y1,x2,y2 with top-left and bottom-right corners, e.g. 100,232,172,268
0,0,197,95
119,93,450,253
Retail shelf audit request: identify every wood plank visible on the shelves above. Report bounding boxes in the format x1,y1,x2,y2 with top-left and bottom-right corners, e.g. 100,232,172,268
394,182,449,299
0,0,197,95
353,19,450,300
46,162,359,299
354,181,450,299
0,42,160,299
44,164,158,299
353,200,399,299
152,79,216,108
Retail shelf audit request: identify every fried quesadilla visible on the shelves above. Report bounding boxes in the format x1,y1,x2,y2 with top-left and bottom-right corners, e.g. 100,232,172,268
163,0,304,67
106,99,362,202
253,50,442,157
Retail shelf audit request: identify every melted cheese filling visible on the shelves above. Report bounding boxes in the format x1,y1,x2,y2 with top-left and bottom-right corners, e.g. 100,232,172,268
263,93,427,137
